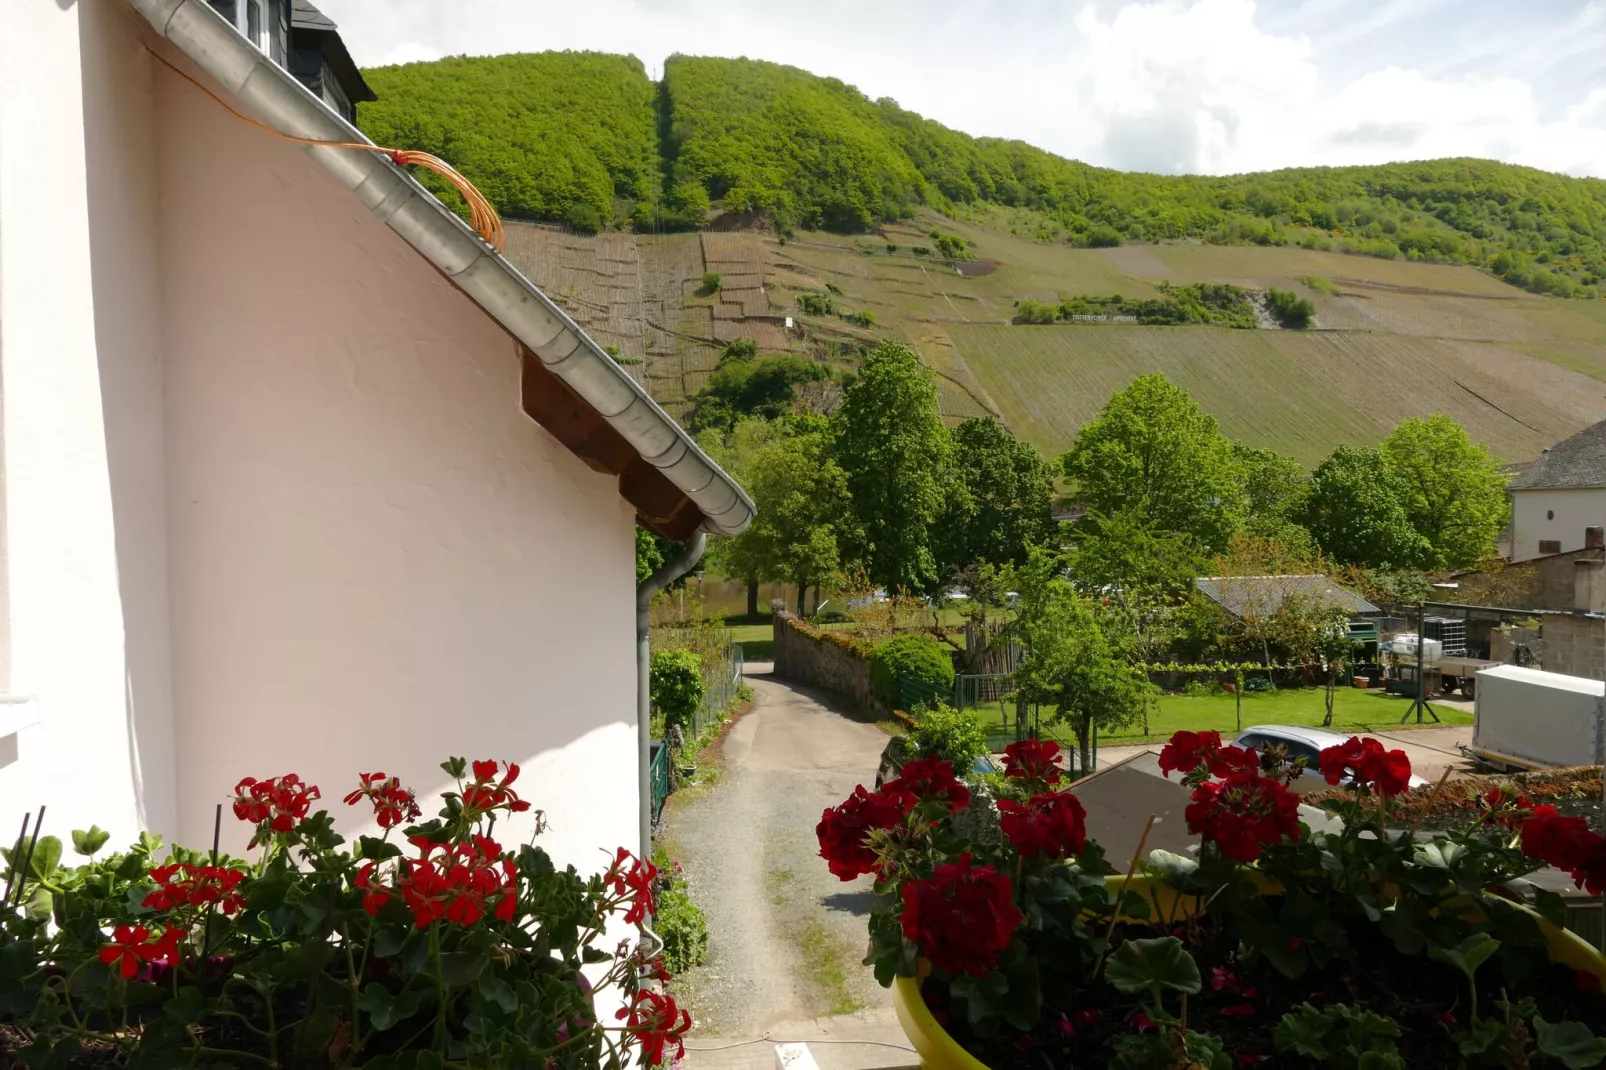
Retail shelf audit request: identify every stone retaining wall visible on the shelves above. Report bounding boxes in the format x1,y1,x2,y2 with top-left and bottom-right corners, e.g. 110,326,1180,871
771,608,883,714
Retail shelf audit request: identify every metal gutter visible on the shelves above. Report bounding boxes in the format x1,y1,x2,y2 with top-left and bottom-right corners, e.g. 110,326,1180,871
128,0,753,537
636,533,706,859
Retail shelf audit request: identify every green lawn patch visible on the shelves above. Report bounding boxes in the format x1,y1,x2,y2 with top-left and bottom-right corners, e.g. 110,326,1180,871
725,621,774,660
1101,686,1471,745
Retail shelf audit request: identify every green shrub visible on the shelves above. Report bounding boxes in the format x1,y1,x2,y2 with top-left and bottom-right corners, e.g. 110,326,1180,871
886,242,898,252
1013,298,1060,325
1085,225,1123,248
912,245,931,256
843,310,876,327
651,648,705,730
1300,275,1339,295
825,281,844,295
911,704,991,771
656,884,708,973
1266,287,1316,328
869,635,955,708
796,292,837,316
702,271,722,294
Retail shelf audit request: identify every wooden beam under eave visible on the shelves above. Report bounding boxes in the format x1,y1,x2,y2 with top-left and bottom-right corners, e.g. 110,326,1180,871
519,348,638,476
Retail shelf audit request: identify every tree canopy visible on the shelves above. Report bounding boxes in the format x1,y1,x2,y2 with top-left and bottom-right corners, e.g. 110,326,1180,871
361,52,658,231
1299,445,1432,569
368,51,1606,295
934,417,1056,578
1011,548,1149,771
1061,374,1245,552
1379,414,1510,568
832,343,951,593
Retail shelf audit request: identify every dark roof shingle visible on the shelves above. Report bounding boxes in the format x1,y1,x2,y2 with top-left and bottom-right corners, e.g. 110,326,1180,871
1511,419,1606,491
1194,574,1379,619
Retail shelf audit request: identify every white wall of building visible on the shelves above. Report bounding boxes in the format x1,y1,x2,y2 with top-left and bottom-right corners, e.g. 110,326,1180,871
1512,487,1606,561
153,48,639,868
0,0,175,847
0,4,641,875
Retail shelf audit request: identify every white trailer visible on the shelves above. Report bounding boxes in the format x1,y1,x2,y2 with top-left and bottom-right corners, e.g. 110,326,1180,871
1470,665,1606,772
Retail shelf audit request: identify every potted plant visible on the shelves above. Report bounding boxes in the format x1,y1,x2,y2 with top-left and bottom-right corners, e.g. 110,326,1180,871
816,734,1606,1068
1,758,688,1068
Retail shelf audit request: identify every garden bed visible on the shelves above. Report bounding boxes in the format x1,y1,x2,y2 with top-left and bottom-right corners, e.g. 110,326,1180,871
1308,766,1604,834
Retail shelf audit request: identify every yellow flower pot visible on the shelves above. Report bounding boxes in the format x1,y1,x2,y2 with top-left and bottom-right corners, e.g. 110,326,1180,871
889,875,1606,1069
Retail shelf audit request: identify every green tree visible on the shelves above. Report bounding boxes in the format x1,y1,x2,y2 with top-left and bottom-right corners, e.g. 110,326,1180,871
1234,443,1317,556
1299,445,1431,569
1012,548,1149,771
636,525,666,584
935,417,1056,576
1061,375,1245,551
833,343,952,593
699,418,789,615
1379,414,1510,568
741,431,854,615
1068,508,1204,603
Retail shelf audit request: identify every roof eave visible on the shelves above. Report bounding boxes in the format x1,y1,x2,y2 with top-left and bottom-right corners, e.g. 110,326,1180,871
127,0,752,538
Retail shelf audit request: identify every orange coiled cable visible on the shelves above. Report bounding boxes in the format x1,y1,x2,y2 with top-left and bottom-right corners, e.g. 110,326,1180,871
148,48,505,253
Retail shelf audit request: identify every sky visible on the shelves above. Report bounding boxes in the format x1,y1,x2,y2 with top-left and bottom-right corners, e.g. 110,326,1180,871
315,0,1606,179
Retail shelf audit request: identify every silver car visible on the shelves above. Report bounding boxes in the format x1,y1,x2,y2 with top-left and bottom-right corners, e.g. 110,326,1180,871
1232,724,1429,792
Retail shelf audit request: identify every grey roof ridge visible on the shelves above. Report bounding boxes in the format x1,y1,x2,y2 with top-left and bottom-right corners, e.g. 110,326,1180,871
129,0,753,537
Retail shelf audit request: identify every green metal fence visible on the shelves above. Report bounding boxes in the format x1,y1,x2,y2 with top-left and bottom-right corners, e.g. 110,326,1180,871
648,741,670,825
650,647,744,831
689,646,744,743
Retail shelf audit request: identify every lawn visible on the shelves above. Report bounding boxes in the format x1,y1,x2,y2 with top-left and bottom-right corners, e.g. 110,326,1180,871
1100,686,1472,745
725,621,774,660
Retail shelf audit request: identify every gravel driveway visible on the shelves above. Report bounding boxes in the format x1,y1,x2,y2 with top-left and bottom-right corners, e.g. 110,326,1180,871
658,664,893,1036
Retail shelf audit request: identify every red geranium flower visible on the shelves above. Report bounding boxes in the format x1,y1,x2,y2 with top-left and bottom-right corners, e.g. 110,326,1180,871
898,853,1023,977
1002,738,1063,785
884,756,971,814
998,791,1087,859
1317,737,1412,796
396,835,517,929
231,774,320,845
355,862,391,916
1185,772,1302,863
604,847,658,926
816,785,914,881
144,863,248,916
1576,969,1602,993
617,989,691,1067
99,924,185,979
1521,805,1606,894
344,772,423,829
1158,730,1224,778
460,760,532,814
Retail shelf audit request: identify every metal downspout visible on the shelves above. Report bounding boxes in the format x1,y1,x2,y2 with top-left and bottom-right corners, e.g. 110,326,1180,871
636,533,706,860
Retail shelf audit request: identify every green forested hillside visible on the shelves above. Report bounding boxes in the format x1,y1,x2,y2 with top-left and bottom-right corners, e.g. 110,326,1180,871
360,52,657,231
360,51,1606,297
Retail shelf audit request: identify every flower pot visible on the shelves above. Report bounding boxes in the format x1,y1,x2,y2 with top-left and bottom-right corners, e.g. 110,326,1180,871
889,874,1606,1068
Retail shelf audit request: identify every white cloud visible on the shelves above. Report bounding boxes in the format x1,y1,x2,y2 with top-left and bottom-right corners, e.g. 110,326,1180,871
376,41,444,67
318,0,1606,178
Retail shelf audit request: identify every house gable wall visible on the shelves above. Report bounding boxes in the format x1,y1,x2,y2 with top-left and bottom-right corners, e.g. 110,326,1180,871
152,60,639,868
1512,487,1606,561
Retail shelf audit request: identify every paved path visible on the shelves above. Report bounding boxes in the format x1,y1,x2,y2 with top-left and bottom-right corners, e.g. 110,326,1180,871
659,664,912,1069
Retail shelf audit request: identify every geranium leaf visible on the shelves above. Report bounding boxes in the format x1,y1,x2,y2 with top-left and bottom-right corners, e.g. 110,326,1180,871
71,827,110,858
27,837,62,881
1274,1004,1335,1058
163,986,204,1024
1428,933,1500,980
1535,1017,1606,1069
1143,850,1199,885
1106,937,1202,997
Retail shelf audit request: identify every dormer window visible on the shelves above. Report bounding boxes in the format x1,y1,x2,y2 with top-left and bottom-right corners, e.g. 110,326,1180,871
209,0,289,65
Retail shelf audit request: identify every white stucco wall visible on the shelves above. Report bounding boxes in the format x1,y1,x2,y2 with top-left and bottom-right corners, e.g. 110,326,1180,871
0,0,176,847
1512,488,1606,561
153,56,640,869
0,3,640,876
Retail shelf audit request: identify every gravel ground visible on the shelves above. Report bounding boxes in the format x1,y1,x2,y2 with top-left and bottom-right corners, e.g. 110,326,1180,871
658,664,894,1036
